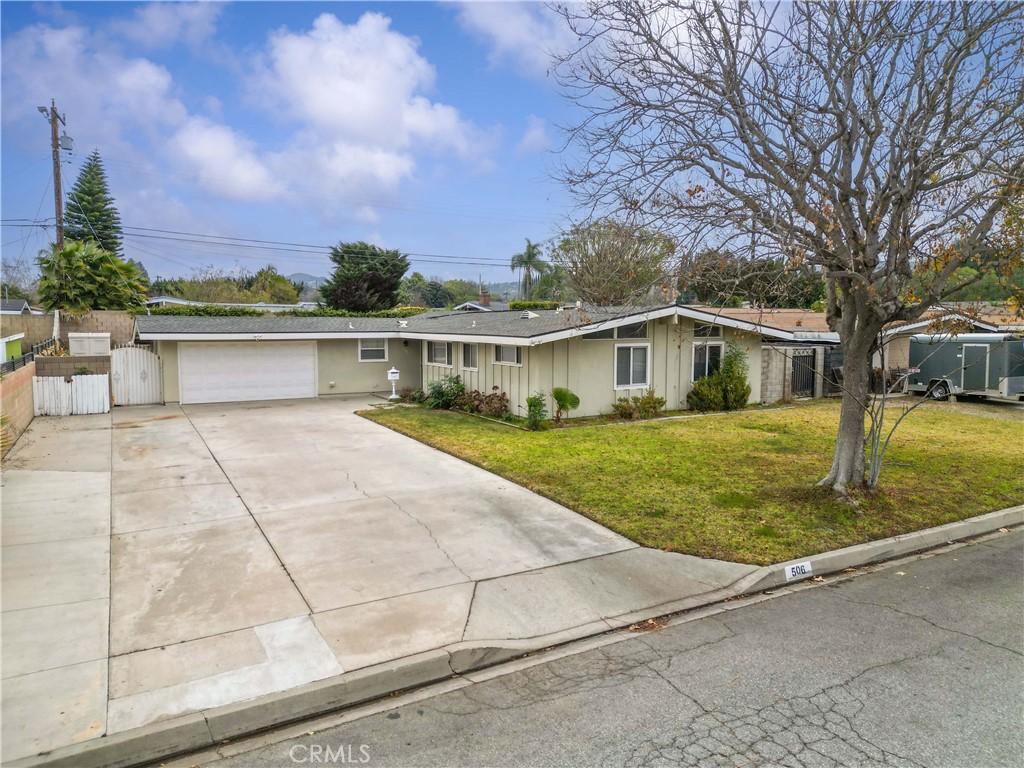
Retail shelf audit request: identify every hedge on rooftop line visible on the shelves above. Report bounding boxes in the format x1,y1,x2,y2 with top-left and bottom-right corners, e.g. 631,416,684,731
132,304,429,318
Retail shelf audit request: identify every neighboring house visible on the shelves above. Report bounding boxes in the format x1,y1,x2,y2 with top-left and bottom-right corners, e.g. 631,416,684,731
452,292,510,312
876,311,998,370
145,296,320,312
2,332,25,362
943,301,1024,333
452,300,511,312
1,299,32,315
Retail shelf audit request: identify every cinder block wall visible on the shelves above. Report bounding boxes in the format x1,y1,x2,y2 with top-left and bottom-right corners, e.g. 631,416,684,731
0,315,53,346
761,345,790,404
0,361,35,457
35,355,112,377
62,311,135,346
0,310,136,347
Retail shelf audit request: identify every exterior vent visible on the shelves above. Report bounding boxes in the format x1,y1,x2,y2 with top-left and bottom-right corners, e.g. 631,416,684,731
398,320,409,328
520,310,539,319
348,322,354,329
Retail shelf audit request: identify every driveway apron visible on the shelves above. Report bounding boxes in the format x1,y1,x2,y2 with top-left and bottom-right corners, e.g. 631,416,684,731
0,397,754,763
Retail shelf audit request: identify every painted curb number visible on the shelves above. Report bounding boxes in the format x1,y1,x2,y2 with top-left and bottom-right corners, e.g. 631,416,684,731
784,561,813,582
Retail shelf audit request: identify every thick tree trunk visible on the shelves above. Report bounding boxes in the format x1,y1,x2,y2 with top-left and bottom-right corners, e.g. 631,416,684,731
819,333,874,494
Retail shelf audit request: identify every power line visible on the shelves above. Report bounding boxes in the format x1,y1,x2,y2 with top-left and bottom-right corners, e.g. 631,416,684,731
3,221,552,269
117,225,530,264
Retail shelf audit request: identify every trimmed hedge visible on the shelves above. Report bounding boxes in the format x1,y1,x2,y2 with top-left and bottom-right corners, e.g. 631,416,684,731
508,300,560,310
134,304,428,318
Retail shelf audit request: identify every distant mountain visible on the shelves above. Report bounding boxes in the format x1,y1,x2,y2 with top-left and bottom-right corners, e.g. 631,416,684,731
486,281,520,301
288,273,327,287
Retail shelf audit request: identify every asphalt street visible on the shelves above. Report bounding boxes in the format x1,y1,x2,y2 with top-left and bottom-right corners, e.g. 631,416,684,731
183,530,1023,768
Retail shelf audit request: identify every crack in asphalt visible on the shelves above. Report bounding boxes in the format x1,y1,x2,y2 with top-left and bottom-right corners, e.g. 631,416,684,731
827,590,1023,658
615,646,943,768
424,642,663,717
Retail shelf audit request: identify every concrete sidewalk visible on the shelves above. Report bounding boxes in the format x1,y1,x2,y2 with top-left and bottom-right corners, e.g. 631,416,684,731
0,398,755,766
1,414,113,763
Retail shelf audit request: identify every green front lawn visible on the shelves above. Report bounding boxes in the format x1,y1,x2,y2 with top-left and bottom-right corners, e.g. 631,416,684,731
361,401,1023,564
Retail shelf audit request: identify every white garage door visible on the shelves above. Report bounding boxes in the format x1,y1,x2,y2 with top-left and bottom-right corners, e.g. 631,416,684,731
178,342,316,404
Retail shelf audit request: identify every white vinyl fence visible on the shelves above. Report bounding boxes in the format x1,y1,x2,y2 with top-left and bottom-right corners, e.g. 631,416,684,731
111,344,162,406
33,374,110,416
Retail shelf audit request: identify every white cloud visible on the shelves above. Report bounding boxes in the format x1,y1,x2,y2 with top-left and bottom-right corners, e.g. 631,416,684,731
257,13,488,157
517,115,551,154
1,9,493,224
455,2,574,78
112,2,223,48
171,117,281,201
1,23,187,152
251,12,495,212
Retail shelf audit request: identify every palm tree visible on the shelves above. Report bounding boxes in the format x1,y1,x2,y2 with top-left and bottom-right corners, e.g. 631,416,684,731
510,239,548,299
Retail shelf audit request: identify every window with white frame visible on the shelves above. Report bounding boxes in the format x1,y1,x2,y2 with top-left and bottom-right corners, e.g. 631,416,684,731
358,338,388,362
692,342,723,381
615,344,649,388
494,344,522,365
427,341,452,366
694,323,721,338
462,343,478,369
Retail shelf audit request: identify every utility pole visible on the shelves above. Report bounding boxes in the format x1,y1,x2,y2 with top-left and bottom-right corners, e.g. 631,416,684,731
39,99,66,251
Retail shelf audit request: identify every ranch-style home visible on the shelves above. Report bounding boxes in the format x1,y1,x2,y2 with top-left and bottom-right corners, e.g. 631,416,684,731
134,304,844,416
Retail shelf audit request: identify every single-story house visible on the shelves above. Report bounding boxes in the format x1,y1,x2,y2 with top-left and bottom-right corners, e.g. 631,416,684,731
452,292,509,312
136,304,852,415
1,299,34,316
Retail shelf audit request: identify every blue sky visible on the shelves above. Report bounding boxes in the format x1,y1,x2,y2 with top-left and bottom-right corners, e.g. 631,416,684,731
1,1,580,283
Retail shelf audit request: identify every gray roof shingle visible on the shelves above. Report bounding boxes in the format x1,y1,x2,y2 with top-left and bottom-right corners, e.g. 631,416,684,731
135,305,671,340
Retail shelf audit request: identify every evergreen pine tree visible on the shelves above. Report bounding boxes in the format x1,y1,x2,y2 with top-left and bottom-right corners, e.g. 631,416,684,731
64,150,123,255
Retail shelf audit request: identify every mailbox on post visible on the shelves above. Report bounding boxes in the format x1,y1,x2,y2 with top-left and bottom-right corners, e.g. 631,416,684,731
387,367,400,400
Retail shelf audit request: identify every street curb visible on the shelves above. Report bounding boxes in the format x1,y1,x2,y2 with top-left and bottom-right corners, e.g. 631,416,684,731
9,504,1021,768
739,503,1023,595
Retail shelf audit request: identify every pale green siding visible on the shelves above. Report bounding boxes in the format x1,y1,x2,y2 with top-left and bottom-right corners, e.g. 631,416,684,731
156,341,179,403
152,317,762,413
317,339,421,395
421,317,762,418
422,342,536,417
155,338,422,403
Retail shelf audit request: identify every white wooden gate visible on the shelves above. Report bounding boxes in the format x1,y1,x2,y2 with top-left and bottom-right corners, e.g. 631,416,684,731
111,344,163,406
33,374,110,416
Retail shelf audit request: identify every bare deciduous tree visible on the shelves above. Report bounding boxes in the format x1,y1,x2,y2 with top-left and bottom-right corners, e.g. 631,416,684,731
553,219,675,305
555,0,1024,493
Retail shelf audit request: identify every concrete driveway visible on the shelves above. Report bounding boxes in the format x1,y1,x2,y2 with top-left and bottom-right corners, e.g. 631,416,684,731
1,397,756,763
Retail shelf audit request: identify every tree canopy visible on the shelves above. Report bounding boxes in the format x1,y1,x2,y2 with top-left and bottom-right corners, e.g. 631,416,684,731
682,251,826,309
150,266,301,304
510,239,548,299
36,239,146,312
64,150,123,255
320,241,409,312
557,0,1024,492
552,220,674,306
